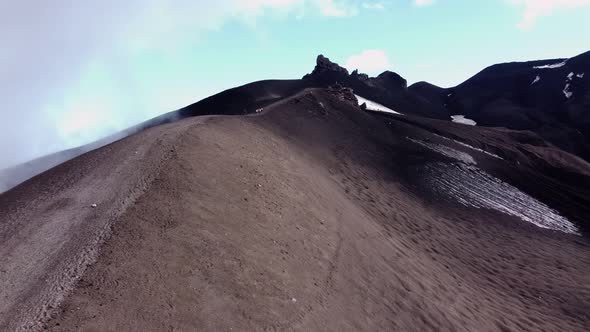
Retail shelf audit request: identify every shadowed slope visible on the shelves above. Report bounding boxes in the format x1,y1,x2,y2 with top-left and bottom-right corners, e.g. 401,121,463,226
410,50,590,160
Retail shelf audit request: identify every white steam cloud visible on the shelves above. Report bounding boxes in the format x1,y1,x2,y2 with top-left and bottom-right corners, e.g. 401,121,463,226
0,0,359,171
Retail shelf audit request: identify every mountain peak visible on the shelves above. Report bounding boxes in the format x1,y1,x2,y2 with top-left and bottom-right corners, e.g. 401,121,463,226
304,54,406,88
376,71,407,89
310,54,349,76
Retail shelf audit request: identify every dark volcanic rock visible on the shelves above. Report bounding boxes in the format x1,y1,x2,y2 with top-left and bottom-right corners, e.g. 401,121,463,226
351,69,369,81
328,84,357,103
375,71,407,90
303,55,448,119
307,55,349,78
408,81,447,104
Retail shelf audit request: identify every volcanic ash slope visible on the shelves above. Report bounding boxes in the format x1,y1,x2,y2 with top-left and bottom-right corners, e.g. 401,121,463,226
1,88,589,331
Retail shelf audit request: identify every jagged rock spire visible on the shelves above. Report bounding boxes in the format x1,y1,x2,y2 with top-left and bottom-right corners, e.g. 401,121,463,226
310,55,349,76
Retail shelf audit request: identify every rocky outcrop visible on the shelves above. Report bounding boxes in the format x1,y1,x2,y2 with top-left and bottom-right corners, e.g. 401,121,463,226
306,55,349,78
375,71,407,90
351,69,369,81
302,54,449,120
327,83,357,103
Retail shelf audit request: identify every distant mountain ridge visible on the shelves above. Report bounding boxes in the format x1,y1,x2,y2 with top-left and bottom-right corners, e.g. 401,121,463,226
2,51,589,192
409,50,590,160
298,51,590,161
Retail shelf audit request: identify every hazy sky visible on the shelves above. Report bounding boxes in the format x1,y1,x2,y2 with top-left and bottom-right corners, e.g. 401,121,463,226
1,0,590,168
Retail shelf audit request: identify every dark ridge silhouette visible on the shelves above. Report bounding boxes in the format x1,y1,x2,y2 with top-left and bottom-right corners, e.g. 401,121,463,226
302,55,449,119
410,50,590,160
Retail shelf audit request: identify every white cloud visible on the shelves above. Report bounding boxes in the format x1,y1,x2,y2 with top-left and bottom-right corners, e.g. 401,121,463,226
0,0,359,168
314,0,358,16
362,2,385,10
344,50,393,75
234,0,357,18
509,0,590,28
414,0,434,6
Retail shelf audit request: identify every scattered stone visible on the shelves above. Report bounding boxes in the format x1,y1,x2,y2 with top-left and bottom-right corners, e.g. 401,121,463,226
91,204,97,208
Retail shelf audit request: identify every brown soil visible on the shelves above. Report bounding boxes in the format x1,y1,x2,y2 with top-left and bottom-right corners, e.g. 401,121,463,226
1,89,589,331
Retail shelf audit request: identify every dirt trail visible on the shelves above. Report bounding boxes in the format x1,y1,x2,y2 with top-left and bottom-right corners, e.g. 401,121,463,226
0,118,203,331
1,89,589,331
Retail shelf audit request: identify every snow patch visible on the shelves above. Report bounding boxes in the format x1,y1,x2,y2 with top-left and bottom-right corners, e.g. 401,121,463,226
533,60,567,69
451,115,477,126
531,75,540,85
407,137,476,165
431,133,504,160
563,83,573,99
355,95,401,115
567,72,574,80
576,73,585,78
452,140,503,160
422,163,579,235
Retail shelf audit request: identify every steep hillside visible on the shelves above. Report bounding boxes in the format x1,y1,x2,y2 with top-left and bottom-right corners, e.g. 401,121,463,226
1,88,589,331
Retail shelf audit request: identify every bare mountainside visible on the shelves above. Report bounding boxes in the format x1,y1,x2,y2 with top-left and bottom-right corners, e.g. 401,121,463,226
1,88,589,331
4,51,590,193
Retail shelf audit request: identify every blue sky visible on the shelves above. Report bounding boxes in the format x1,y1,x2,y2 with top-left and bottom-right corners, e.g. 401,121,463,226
1,0,590,167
